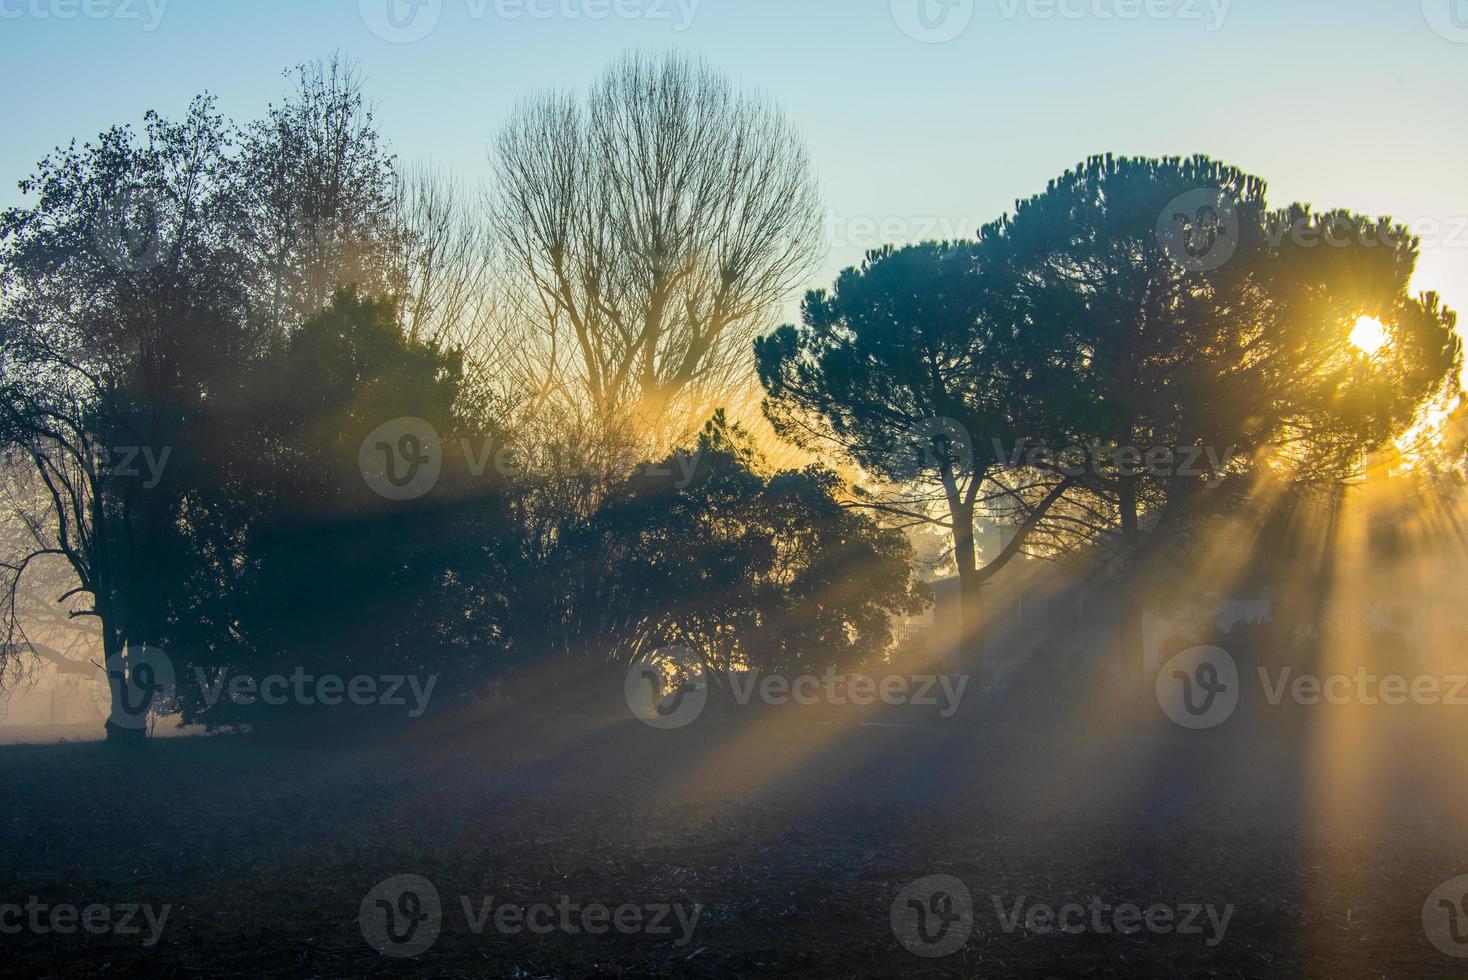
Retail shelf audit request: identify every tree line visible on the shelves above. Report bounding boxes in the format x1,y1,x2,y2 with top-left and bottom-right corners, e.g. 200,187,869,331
0,51,1460,739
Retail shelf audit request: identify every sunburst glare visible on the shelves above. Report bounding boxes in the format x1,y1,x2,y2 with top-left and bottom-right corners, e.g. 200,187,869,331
1350,315,1390,355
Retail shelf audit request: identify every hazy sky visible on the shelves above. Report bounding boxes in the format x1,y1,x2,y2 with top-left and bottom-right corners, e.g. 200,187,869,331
4,0,1467,361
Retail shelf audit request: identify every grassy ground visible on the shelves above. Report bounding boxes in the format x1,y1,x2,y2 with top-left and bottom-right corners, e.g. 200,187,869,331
2,702,1465,978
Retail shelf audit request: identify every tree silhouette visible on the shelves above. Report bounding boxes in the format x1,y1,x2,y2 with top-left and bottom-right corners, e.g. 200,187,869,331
978,155,1461,660
0,96,254,739
177,289,515,731
527,415,927,698
491,51,823,446
756,241,1089,671
235,55,400,326
760,156,1462,672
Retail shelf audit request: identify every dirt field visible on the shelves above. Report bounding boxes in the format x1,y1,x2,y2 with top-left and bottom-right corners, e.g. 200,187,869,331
3,703,1466,979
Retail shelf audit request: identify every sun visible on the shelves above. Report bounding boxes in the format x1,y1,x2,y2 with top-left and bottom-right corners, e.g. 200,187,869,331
1349,315,1390,356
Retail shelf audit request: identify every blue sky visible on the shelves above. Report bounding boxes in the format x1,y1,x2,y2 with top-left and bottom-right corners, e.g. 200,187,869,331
3,0,1467,357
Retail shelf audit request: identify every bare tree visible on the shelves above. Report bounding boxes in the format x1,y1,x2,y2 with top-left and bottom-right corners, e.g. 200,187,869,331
0,463,105,684
386,164,496,348
237,53,399,325
489,51,822,448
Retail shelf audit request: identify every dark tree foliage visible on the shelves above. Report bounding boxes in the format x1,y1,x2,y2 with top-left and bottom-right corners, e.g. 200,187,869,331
235,55,401,326
0,96,260,736
176,289,517,731
978,155,1460,518
0,78,516,735
757,241,1091,668
759,155,1462,667
533,415,928,691
5,65,1462,741
979,155,1461,657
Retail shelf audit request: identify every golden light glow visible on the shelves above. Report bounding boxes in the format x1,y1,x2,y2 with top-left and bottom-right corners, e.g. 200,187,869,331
1350,315,1390,355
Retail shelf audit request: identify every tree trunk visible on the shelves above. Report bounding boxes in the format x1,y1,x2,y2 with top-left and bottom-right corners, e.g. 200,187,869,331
100,633,156,743
104,718,148,745
958,570,986,685
950,498,985,682
1118,473,1146,714
1116,300,1143,671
